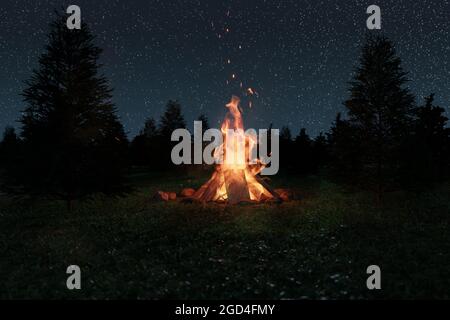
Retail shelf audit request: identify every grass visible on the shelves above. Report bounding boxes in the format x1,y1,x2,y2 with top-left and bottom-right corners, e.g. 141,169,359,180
0,168,449,299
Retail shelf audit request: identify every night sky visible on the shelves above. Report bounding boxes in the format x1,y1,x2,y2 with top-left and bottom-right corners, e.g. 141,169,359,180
0,0,449,138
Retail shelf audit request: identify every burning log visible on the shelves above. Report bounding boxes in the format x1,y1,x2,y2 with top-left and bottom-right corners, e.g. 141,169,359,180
255,176,283,202
274,188,292,201
193,170,226,202
154,191,169,201
180,188,196,197
169,192,177,200
224,169,251,204
153,191,177,201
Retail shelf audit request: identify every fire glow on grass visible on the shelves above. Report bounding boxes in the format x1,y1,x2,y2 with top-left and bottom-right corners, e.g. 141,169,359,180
193,95,280,204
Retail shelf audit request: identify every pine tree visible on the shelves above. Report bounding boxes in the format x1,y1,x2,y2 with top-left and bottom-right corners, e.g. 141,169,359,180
279,126,293,171
0,127,19,168
312,132,329,173
328,113,364,183
131,117,158,167
159,100,186,139
141,117,158,138
0,127,18,153
15,15,128,208
158,100,186,169
280,126,292,141
294,128,313,175
341,35,415,195
403,94,450,187
0,127,20,191
295,128,311,151
197,114,210,134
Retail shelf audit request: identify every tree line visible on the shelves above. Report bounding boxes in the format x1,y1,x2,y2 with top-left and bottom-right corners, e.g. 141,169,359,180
0,16,449,207
278,36,449,196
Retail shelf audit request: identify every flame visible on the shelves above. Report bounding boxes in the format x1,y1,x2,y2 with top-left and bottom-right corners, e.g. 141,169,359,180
193,96,274,203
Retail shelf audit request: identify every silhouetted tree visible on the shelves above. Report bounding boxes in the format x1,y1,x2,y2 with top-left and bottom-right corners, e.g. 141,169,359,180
312,132,329,173
197,114,210,134
328,113,364,183
293,128,313,175
280,126,292,142
279,126,293,171
159,100,186,139
0,127,19,191
0,126,18,157
12,15,128,209
402,94,450,188
130,117,159,167
158,100,186,169
141,117,158,138
337,36,415,197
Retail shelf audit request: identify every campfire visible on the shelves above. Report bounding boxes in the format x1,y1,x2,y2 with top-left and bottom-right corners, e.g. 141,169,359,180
193,96,281,204
157,95,290,204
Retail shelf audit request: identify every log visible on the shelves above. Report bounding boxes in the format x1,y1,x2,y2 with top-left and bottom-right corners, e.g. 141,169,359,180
224,169,251,204
169,192,177,200
193,170,225,201
274,188,291,201
154,191,169,201
180,188,196,197
255,176,283,202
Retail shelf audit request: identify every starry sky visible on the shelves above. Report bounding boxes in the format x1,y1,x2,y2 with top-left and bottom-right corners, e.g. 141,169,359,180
0,0,449,138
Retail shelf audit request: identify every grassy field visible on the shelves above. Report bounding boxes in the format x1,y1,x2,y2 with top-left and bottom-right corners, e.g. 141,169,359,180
0,169,449,299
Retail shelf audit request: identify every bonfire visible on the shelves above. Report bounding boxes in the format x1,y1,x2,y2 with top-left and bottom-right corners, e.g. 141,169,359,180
157,96,290,204
193,96,281,204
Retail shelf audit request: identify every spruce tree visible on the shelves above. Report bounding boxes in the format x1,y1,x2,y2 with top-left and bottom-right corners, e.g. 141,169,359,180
341,35,415,194
328,113,364,183
403,94,450,187
141,117,158,138
0,127,18,158
197,114,210,134
16,15,128,208
158,100,186,169
159,100,186,139
312,132,329,173
0,127,20,172
279,126,293,171
131,117,158,167
294,128,313,175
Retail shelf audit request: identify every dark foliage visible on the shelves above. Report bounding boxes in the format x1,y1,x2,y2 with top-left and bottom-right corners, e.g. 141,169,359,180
331,35,416,195
130,117,159,167
6,15,128,207
159,100,187,169
0,127,19,165
401,94,450,188
159,100,186,139
278,126,330,176
293,128,313,175
0,127,21,187
131,101,187,170
279,126,293,172
197,114,210,134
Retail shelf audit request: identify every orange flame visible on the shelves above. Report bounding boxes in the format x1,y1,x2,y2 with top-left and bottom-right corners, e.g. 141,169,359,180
193,96,274,203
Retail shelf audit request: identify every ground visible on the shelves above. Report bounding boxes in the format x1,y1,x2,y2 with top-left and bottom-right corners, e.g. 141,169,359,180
0,168,449,299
